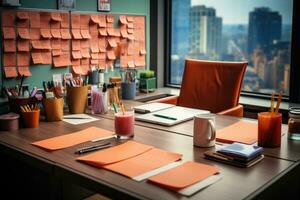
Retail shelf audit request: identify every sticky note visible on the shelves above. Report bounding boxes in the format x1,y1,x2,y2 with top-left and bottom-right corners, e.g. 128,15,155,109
2,11,15,27
107,38,117,48
3,53,16,67
40,12,51,28
4,67,18,78
61,39,70,51
17,28,30,39
99,15,107,27
17,39,30,52
119,15,128,24
31,51,43,64
72,40,81,50
106,15,114,23
71,29,82,39
72,51,82,59
17,66,32,77
17,52,30,66
29,12,40,28
107,50,116,60
98,28,107,36
90,38,99,53
3,40,16,52
30,28,41,40
60,12,70,29
40,29,52,38
80,29,91,39
51,39,61,49
60,29,71,39
2,27,16,39
17,12,29,20
80,14,90,29
71,14,80,29
52,49,62,56
51,28,62,38
51,13,62,21
90,14,99,24
81,48,90,58
80,39,90,48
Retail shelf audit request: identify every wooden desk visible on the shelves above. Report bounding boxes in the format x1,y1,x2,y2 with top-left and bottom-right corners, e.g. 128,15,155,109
0,114,299,200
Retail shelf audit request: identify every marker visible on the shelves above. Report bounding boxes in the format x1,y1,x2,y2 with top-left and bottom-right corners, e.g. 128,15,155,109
75,142,112,154
153,114,177,120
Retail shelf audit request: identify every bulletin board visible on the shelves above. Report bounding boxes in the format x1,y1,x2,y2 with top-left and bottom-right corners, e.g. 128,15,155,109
1,9,146,78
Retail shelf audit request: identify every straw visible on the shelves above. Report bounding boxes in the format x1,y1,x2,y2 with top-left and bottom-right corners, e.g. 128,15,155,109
121,102,125,115
114,87,120,106
270,92,274,113
275,91,282,114
112,102,117,113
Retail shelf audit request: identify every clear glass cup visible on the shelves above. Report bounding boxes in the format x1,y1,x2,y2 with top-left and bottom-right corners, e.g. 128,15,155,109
114,110,134,139
258,112,282,147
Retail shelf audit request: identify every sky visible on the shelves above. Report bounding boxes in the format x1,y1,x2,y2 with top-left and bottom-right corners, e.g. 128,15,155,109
192,0,293,24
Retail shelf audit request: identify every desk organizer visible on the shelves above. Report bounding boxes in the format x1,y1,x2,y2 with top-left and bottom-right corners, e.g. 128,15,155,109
8,96,37,114
21,109,40,128
67,86,88,114
43,98,64,122
0,112,19,131
121,82,136,100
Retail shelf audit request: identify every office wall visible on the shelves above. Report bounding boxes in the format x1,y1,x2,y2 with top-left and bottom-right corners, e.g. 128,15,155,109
0,0,150,90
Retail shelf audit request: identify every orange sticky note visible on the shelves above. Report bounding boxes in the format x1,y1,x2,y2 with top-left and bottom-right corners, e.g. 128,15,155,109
30,28,41,40
127,28,134,34
91,53,99,59
119,15,128,24
40,12,51,28
40,29,52,39
41,51,52,64
52,49,62,56
31,40,51,50
71,14,80,29
2,27,16,39
32,127,113,151
216,121,258,144
72,65,84,75
71,29,82,39
90,39,99,53
148,161,219,190
98,28,107,36
81,65,90,75
4,67,18,78
61,29,71,39
77,141,153,166
53,52,71,67
51,39,61,49
3,53,16,67
120,29,128,38
99,15,107,27
17,66,32,77
127,16,134,22
80,14,90,29
51,13,62,21
72,58,81,66
61,12,70,29
17,12,29,20
104,148,182,178
17,28,30,39
127,33,135,40
18,39,30,52
2,11,15,27
134,55,146,67
140,49,147,55
98,52,106,59
31,51,43,64
107,38,117,48
17,52,30,66
91,59,98,65
90,14,99,24
51,29,61,38
107,50,116,60
81,29,91,39
106,15,114,23
106,28,115,36
128,61,135,68
3,40,16,52
72,40,81,50
72,51,82,59
80,39,90,48
81,48,90,58
98,59,106,69
61,40,70,51
30,12,40,28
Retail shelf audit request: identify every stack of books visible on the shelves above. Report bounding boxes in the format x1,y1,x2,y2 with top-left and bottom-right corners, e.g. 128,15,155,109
204,142,264,168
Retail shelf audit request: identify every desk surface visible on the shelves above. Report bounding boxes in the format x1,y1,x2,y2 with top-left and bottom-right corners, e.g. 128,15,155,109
0,112,298,200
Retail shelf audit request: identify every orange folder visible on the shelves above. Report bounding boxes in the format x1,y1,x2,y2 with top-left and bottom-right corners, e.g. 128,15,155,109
32,126,114,151
77,141,153,167
148,161,219,190
216,121,258,144
103,148,182,178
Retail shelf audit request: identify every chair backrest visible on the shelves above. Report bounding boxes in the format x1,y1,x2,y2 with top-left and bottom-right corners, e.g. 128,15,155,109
177,59,247,113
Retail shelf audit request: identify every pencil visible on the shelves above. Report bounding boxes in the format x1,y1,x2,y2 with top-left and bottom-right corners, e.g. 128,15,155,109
270,92,274,113
114,87,120,106
275,91,282,113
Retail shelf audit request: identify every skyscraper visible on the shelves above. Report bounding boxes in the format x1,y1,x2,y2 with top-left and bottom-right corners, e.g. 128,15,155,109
189,5,222,59
248,7,282,57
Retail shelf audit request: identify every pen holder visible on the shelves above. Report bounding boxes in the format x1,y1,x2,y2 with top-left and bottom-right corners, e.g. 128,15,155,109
8,96,37,115
21,109,40,128
43,98,64,122
121,82,136,100
67,86,88,114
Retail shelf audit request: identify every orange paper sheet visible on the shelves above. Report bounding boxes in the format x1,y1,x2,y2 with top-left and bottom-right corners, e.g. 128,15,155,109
32,127,113,151
103,148,182,178
17,52,30,66
30,12,40,28
3,53,16,67
121,29,128,38
81,65,90,75
30,28,41,40
216,121,258,144
81,58,90,65
71,59,80,66
77,141,153,166
2,27,16,39
61,29,71,39
91,53,99,59
4,67,18,78
128,61,135,68
127,23,134,29
81,29,91,39
18,39,30,52
134,55,146,67
127,16,134,22
98,53,106,59
91,59,98,65
148,161,219,190
17,28,30,39
51,29,61,38
3,40,16,52
127,28,134,34
40,29,52,38
17,66,32,77
2,11,15,27
72,29,82,39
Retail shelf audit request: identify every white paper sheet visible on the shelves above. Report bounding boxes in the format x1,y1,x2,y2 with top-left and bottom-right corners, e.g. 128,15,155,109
63,114,99,125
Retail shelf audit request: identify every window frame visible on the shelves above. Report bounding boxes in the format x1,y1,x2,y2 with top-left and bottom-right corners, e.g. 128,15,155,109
164,0,300,103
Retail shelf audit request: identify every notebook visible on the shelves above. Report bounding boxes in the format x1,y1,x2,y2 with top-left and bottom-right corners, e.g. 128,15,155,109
134,103,175,114
135,106,210,126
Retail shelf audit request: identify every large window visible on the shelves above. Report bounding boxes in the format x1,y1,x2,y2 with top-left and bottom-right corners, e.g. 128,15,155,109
168,0,293,97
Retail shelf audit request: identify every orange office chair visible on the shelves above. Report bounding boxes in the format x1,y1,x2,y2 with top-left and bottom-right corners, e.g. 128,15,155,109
152,59,247,117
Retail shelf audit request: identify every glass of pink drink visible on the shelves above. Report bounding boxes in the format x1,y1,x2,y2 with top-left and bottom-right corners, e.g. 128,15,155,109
114,110,134,139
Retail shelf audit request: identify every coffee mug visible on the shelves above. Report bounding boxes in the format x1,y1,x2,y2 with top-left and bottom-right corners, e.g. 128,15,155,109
193,114,216,147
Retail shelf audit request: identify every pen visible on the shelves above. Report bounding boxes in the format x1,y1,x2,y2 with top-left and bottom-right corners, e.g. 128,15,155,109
153,114,177,120
75,142,112,154
63,117,93,119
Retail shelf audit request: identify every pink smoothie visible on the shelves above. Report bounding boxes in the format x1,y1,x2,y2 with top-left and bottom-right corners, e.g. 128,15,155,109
115,112,134,137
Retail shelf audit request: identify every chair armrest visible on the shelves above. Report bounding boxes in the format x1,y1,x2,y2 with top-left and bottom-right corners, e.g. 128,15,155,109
217,104,244,118
147,96,178,105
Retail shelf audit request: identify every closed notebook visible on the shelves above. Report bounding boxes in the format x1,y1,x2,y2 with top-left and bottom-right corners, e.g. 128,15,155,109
216,121,258,144
77,141,153,167
148,161,219,190
103,148,182,178
217,142,263,160
32,126,113,151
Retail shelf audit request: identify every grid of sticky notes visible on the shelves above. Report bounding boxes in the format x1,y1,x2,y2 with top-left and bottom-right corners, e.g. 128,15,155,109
70,13,146,75
1,10,72,78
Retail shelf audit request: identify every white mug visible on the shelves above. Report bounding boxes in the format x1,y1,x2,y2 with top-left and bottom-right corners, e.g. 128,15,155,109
193,114,216,147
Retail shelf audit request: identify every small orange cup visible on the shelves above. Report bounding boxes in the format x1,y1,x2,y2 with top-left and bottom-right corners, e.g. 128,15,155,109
21,109,40,128
258,112,282,147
